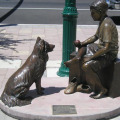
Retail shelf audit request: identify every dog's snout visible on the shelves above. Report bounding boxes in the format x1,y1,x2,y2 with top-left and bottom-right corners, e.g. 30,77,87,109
49,44,55,52
52,45,55,49
50,44,55,50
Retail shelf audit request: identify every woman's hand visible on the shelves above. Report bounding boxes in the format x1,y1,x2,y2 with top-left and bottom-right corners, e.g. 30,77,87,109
74,40,82,48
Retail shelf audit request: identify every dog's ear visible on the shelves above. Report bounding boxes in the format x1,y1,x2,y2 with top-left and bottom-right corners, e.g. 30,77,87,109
40,40,45,52
36,37,41,43
44,42,48,53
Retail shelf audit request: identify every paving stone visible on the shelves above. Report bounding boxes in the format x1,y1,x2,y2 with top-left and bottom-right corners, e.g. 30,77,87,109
0,69,8,75
0,59,21,69
0,110,5,120
12,51,29,56
0,76,5,89
5,69,18,79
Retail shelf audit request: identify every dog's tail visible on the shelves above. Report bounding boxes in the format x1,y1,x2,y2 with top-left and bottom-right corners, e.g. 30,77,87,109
1,92,32,107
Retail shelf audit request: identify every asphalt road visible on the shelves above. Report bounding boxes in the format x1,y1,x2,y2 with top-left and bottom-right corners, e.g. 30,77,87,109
0,0,94,9
0,0,120,25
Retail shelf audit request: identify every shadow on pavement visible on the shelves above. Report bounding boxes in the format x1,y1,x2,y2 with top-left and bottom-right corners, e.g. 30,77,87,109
0,0,24,23
0,28,34,61
0,24,17,27
44,87,65,95
27,87,65,98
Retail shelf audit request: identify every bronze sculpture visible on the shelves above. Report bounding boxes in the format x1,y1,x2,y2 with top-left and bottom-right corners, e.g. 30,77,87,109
64,0,118,99
1,37,55,107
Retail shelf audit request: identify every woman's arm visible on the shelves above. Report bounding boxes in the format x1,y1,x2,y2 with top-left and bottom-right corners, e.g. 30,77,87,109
84,21,113,63
81,35,98,47
74,35,98,49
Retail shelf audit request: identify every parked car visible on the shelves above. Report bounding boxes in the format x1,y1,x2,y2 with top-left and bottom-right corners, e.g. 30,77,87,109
106,0,120,9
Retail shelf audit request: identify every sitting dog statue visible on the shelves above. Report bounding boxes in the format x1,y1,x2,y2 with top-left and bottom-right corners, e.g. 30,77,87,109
1,37,55,107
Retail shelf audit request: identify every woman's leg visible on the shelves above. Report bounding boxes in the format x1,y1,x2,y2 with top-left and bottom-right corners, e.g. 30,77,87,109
64,47,86,67
82,61,107,99
64,47,86,94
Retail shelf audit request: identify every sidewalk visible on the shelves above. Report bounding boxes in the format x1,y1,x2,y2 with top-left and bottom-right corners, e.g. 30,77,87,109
0,24,120,120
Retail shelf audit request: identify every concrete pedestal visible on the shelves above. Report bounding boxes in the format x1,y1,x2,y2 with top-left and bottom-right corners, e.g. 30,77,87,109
0,77,120,120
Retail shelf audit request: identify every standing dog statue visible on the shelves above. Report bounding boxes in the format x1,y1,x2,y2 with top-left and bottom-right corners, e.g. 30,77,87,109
1,37,55,107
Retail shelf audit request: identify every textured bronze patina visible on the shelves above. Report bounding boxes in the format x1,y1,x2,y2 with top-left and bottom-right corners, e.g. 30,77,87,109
1,37,55,107
64,0,118,99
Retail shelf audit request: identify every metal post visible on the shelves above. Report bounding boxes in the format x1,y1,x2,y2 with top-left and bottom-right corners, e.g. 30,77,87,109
57,0,78,77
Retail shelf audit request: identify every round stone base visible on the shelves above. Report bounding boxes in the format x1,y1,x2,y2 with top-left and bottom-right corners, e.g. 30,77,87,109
0,77,120,120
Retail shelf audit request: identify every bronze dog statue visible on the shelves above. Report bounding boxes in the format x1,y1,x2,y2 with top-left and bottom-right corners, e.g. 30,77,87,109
1,37,55,107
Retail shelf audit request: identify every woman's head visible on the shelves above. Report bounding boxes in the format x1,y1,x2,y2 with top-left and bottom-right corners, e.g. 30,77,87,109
90,0,108,21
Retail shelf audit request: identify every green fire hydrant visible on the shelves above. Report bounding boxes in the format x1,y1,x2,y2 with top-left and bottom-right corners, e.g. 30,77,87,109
57,0,78,77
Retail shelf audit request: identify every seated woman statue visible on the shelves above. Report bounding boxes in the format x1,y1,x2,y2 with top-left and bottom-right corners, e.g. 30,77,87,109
64,0,118,99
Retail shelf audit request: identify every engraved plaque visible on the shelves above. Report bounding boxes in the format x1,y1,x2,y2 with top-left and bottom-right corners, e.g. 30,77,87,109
52,105,77,115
